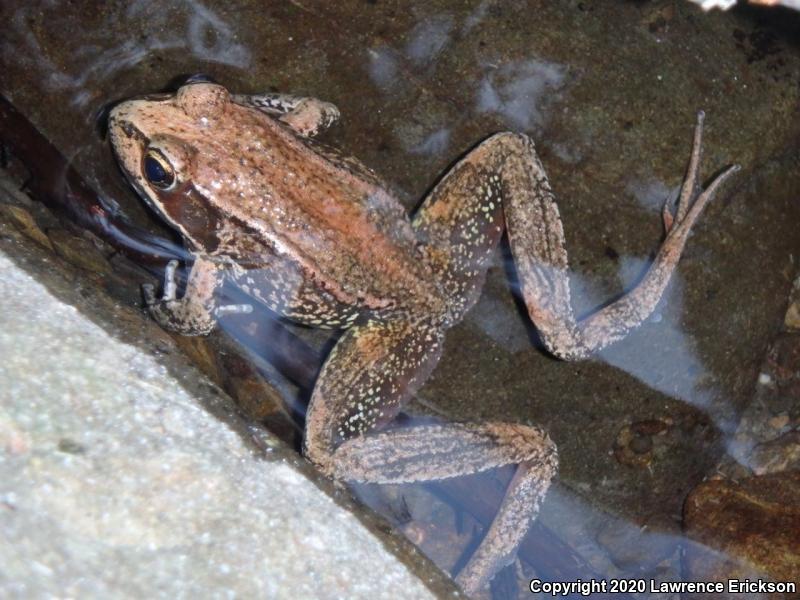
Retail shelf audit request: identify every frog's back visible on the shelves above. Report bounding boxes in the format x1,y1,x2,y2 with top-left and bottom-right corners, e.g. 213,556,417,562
199,104,444,316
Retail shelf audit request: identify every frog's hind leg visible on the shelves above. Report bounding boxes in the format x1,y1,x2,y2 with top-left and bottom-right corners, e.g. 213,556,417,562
414,114,739,359
231,92,340,137
412,141,512,322
510,112,739,359
303,318,557,595
333,421,557,596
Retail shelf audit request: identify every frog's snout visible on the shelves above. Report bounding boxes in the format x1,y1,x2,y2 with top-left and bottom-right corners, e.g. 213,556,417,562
107,104,148,182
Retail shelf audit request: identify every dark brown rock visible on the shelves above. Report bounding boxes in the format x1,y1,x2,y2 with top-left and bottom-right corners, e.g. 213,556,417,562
749,431,800,476
683,472,800,598
48,228,111,275
0,202,53,250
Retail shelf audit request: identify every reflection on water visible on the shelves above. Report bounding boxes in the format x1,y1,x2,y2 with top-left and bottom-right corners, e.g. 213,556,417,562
595,260,722,419
4,0,250,110
2,1,799,598
405,16,455,67
475,59,566,131
367,47,400,90
626,179,680,213
410,127,451,156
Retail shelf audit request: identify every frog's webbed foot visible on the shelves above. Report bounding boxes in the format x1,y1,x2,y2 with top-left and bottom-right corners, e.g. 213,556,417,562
143,258,251,336
231,92,340,137
303,318,557,596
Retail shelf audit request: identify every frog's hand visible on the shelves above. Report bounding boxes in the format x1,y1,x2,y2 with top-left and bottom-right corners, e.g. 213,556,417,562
303,318,557,596
231,93,340,137
143,257,251,336
414,115,739,360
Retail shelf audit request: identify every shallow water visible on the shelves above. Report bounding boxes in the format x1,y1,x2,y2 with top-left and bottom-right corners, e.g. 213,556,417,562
2,1,800,597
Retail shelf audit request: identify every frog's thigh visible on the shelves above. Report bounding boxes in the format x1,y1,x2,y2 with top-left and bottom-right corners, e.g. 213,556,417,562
231,92,340,137
412,134,511,288
303,318,446,470
412,132,572,326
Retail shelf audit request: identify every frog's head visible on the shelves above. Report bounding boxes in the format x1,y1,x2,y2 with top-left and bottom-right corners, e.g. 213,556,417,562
108,82,232,250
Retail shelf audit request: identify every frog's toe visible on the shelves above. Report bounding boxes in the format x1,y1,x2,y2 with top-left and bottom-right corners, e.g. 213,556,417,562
668,112,740,235
669,162,740,240
161,259,180,301
661,196,676,233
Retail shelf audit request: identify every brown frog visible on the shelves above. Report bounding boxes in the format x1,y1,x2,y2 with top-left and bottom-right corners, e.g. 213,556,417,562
108,81,738,595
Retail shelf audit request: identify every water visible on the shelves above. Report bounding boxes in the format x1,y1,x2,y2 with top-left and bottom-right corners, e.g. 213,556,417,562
2,1,800,597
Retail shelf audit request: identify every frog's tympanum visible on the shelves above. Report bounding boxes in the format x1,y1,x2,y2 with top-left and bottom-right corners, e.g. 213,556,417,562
109,81,738,595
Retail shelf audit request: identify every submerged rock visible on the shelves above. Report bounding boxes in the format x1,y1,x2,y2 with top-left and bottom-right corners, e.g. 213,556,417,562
683,471,800,596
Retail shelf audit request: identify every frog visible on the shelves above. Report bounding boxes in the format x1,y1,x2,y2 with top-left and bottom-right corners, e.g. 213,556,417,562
107,80,738,595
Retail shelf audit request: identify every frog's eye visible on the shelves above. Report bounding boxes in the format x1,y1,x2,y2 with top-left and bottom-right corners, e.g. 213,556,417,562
143,149,176,190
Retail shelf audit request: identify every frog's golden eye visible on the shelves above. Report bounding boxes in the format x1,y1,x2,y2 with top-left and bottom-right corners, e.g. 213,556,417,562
143,149,176,190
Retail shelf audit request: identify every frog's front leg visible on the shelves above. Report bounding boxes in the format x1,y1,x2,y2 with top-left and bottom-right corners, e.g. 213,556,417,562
143,257,251,336
414,112,739,360
303,318,557,595
231,92,340,137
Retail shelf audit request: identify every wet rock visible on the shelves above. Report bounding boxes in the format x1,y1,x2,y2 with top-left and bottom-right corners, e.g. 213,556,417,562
0,202,52,250
683,472,800,593
769,413,791,431
227,367,286,422
0,225,453,599
614,418,671,467
47,228,110,275
748,431,800,475
727,329,800,473
785,278,800,331
596,514,680,573
613,416,715,471
641,3,676,35
174,335,224,383
786,303,800,331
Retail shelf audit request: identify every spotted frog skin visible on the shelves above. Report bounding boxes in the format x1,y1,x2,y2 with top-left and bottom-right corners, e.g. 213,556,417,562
108,81,738,595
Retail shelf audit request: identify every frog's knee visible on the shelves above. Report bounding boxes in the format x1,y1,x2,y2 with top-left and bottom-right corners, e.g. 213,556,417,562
518,424,558,472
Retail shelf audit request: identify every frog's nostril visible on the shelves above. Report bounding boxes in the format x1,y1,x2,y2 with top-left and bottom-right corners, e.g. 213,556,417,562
121,122,136,138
